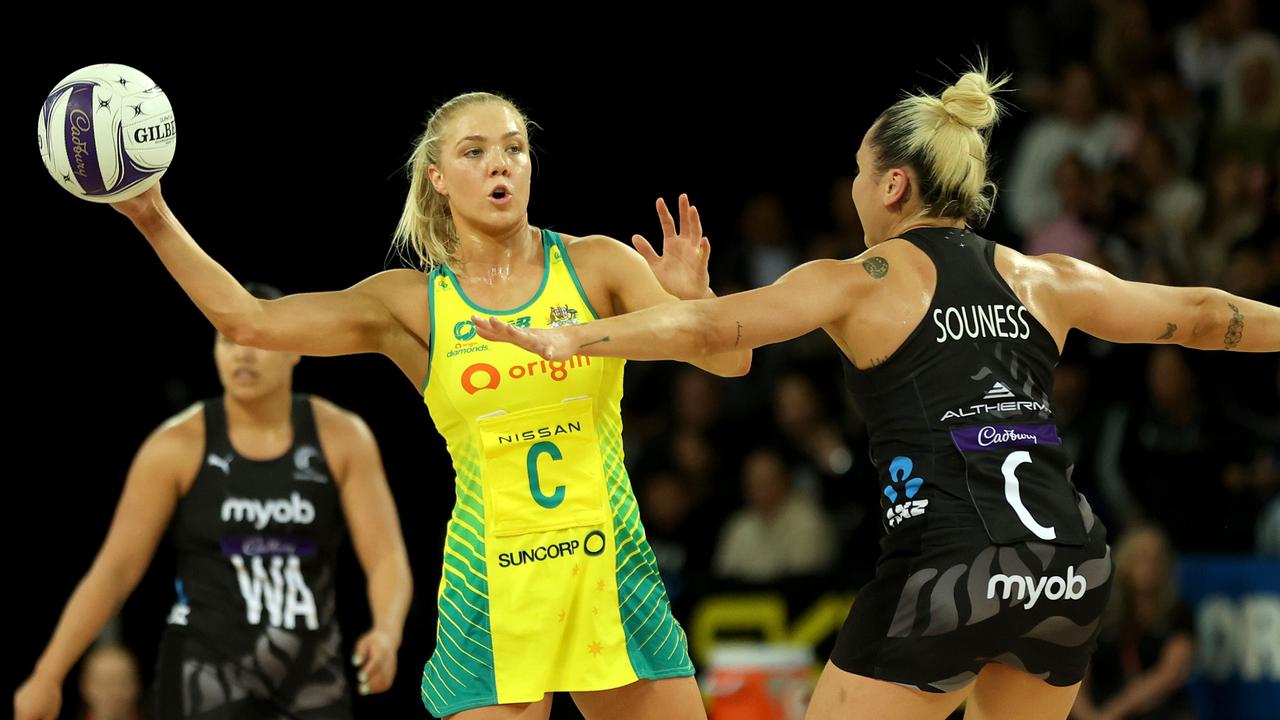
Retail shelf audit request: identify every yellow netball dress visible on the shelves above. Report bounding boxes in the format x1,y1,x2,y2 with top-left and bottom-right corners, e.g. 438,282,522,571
419,228,694,716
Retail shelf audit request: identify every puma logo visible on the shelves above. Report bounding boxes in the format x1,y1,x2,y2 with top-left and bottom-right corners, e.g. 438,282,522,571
207,453,233,476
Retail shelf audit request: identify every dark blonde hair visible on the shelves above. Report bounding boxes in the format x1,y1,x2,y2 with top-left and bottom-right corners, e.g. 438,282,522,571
393,92,531,269
869,59,1009,225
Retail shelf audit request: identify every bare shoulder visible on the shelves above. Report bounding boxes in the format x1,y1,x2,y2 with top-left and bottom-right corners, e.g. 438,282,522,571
994,245,1104,301
557,232,606,248
992,245,1097,346
355,268,431,313
844,238,935,286
136,402,205,491
309,396,379,485
358,267,430,291
352,269,434,361
310,395,373,438
148,402,205,455
309,396,376,452
559,233,632,265
761,251,901,300
792,256,859,282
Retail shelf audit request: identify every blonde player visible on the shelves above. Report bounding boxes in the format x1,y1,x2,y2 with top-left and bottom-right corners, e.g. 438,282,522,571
106,92,749,719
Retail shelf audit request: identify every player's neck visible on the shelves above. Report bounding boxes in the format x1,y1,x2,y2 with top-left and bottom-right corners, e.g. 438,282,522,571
223,389,292,432
451,224,543,286
452,222,539,271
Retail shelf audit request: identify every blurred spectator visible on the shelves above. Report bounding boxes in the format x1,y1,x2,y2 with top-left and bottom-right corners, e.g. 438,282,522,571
1175,0,1264,98
1071,525,1196,720
1007,64,1124,235
806,175,864,262
1026,153,1104,261
78,644,141,720
1210,29,1280,161
712,448,837,583
638,471,718,621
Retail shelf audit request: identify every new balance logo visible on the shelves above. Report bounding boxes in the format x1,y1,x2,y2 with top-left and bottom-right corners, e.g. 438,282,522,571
983,382,1016,400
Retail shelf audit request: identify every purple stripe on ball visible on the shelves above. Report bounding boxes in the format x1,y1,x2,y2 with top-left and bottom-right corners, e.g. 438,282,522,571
63,82,105,194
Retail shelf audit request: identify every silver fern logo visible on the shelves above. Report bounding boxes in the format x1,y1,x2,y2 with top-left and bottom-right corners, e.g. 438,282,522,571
293,445,328,483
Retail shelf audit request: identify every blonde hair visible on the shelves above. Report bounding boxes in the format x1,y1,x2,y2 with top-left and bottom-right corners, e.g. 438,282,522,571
869,59,1009,225
393,92,531,270
1102,524,1178,636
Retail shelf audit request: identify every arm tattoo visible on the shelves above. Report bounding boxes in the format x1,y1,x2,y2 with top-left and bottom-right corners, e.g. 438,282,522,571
862,257,889,279
579,336,610,349
1224,303,1244,349
1157,322,1176,340
734,321,743,348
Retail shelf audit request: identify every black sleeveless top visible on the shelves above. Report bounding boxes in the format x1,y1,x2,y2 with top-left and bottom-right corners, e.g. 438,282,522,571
843,228,1087,556
163,395,347,694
